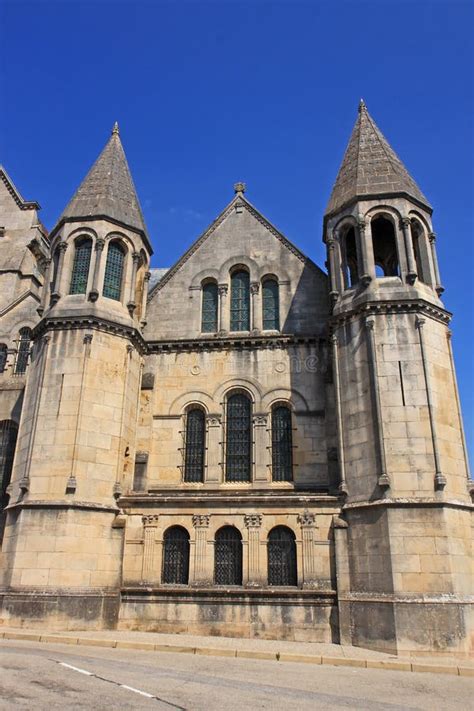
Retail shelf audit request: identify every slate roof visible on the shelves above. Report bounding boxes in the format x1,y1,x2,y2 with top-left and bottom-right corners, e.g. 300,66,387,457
325,101,431,216
56,124,150,241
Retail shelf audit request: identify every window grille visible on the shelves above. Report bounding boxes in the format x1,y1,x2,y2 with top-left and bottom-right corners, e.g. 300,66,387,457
184,408,205,482
0,420,18,508
14,328,31,375
103,242,125,301
271,406,293,482
201,282,218,333
230,270,250,331
225,393,251,482
0,344,7,373
268,526,297,586
162,526,190,585
69,239,92,294
214,526,242,585
262,279,279,330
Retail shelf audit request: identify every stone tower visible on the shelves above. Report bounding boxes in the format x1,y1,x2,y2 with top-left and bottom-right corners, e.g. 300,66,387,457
325,101,473,655
0,124,152,627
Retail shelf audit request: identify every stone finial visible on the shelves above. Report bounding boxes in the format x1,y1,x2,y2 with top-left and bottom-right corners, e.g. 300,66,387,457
112,121,120,136
234,181,246,194
358,98,366,113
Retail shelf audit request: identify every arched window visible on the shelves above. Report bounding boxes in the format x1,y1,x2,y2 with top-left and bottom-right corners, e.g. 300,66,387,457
0,344,7,374
271,405,293,482
50,246,60,293
69,238,92,294
230,269,250,331
184,408,205,483
0,420,18,509
268,526,297,586
214,526,242,585
262,278,280,330
201,281,218,333
371,216,399,278
225,392,252,482
411,221,427,283
341,227,359,288
14,328,31,375
103,241,125,301
162,526,190,585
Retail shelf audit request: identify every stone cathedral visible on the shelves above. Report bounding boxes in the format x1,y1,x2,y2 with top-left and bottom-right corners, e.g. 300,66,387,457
0,103,472,657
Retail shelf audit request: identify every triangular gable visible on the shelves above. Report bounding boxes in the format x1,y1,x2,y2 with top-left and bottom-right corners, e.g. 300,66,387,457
148,193,324,301
0,166,41,211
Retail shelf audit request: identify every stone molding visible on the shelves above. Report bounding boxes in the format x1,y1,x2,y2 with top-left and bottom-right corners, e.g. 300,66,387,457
33,316,148,355
147,334,321,354
142,514,160,527
330,298,451,328
192,514,210,528
297,510,317,527
244,513,262,528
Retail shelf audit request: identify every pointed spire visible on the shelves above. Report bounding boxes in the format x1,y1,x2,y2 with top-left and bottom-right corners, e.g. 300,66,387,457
55,125,148,239
325,101,431,216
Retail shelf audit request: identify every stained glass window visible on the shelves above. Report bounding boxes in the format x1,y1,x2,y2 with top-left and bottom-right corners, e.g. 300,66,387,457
162,526,190,585
0,420,18,509
214,526,242,585
262,279,279,330
14,328,31,375
201,282,218,333
230,270,250,331
0,345,7,374
69,238,92,294
272,405,293,482
226,393,251,482
268,526,297,586
103,241,125,300
184,408,205,482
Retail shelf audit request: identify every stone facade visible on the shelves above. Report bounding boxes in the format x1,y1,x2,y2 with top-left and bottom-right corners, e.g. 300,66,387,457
0,105,472,656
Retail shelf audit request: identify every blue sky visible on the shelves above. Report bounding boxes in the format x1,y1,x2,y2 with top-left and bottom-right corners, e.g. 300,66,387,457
1,1,473,462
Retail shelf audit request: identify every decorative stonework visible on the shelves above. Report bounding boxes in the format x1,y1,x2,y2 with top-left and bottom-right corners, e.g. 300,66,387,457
244,514,262,528
297,510,316,527
192,514,210,528
142,514,159,527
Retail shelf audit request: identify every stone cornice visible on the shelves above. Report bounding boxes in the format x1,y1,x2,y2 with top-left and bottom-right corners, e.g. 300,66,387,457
147,333,323,354
119,491,341,509
49,215,153,256
32,315,148,355
343,497,473,512
121,587,337,603
5,499,120,514
331,298,452,328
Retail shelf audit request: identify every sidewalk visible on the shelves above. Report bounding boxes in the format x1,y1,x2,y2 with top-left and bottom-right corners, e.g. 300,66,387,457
0,626,472,676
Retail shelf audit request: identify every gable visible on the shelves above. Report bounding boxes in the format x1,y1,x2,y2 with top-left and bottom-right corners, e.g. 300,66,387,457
145,196,328,340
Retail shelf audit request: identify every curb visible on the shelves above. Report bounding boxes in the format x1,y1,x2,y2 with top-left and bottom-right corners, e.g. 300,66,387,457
0,630,471,676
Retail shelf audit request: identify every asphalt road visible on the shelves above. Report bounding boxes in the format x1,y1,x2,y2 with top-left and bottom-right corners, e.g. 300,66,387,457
0,640,471,710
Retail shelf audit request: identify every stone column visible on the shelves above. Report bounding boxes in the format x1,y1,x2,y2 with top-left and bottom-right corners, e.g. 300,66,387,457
244,514,263,587
297,510,318,587
357,218,372,286
88,237,105,302
250,282,260,334
127,252,140,314
428,232,444,295
401,217,417,284
140,271,151,327
332,515,352,645
205,414,222,483
191,514,211,585
67,333,93,494
365,317,390,490
51,241,68,304
253,413,269,483
38,258,52,315
218,284,228,335
326,237,339,306
141,514,160,583
446,330,472,491
331,333,348,496
416,317,446,491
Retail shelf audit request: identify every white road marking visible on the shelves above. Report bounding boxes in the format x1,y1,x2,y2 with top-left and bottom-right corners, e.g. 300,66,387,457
121,684,155,698
59,662,93,676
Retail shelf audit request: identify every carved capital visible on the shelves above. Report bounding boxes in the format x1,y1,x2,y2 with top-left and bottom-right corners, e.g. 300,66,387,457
244,514,262,528
83,333,93,345
58,241,68,253
253,414,268,426
142,514,159,527
416,316,426,330
365,317,375,331
297,509,317,527
428,231,436,244
218,284,228,296
330,333,338,346
357,218,366,233
400,216,411,230
192,514,210,528
326,237,335,248
250,282,260,295
132,251,141,264
144,271,152,282
95,238,105,252
206,414,222,427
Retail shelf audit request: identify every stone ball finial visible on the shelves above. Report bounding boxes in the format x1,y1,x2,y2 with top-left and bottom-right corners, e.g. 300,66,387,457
234,181,246,194
112,121,120,136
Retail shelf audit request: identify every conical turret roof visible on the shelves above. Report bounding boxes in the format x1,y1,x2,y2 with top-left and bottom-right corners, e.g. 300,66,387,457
55,123,149,241
325,101,431,216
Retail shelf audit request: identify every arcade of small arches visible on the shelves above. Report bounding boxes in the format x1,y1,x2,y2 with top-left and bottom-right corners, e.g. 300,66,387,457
142,516,318,588
328,211,443,296
47,231,150,318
